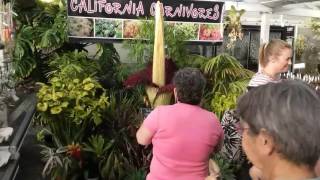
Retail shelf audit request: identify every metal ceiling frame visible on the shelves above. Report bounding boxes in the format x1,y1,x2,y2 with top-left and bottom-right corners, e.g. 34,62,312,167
226,0,320,18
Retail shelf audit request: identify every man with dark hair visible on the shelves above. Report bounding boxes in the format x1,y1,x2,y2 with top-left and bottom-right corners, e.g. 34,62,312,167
136,68,223,180
237,80,320,180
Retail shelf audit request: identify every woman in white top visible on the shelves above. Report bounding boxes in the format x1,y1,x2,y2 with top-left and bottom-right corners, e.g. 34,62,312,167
248,39,292,89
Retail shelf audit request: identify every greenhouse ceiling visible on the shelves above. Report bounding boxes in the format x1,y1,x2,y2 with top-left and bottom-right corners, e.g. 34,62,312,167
226,0,320,17
259,0,319,8
15,0,320,18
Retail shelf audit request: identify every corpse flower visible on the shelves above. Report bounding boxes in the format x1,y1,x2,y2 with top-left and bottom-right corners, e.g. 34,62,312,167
124,1,177,108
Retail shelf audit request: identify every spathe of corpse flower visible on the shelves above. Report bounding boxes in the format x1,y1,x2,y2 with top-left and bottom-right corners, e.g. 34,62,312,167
123,58,178,94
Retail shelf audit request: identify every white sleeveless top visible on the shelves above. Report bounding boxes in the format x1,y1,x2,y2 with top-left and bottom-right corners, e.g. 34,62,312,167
248,72,281,87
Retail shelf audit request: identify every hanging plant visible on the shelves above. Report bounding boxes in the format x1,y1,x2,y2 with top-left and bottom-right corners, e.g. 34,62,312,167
310,18,320,38
225,5,245,49
295,35,306,61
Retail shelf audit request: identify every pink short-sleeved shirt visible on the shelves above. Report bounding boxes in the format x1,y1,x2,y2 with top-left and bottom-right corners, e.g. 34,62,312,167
143,103,223,180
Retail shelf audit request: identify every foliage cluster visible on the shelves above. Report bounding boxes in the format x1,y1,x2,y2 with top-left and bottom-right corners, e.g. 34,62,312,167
36,50,148,180
13,0,83,81
202,53,253,118
35,50,106,178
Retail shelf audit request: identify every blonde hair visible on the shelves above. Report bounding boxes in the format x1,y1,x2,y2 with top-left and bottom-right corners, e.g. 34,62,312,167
259,39,292,67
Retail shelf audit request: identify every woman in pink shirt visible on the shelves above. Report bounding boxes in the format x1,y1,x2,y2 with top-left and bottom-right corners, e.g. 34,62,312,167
136,68,224,180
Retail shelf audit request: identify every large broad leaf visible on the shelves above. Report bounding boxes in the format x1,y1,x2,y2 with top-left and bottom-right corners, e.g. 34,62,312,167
38,9,67,49
13,56,37,78
13,25,36,78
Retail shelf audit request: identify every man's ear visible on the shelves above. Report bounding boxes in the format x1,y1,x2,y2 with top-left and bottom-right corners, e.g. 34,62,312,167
257,129,275,156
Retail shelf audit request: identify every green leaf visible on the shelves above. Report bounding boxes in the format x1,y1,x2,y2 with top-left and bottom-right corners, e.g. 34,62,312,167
37,102,48,112
83,83,95,91
50,106,62,114
60,102,69,108
92,112,102,126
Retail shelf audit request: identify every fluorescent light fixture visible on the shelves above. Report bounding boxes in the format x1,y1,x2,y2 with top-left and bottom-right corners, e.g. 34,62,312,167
40,0,55,3
260,0,283,4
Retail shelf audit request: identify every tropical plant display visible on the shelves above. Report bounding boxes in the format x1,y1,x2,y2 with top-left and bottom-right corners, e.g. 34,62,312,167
12,0,152,179
11,0,258,179
36,49,149,179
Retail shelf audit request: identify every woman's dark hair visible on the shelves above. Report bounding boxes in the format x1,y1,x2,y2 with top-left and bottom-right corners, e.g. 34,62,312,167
237,80,320,167
173,68,206,105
